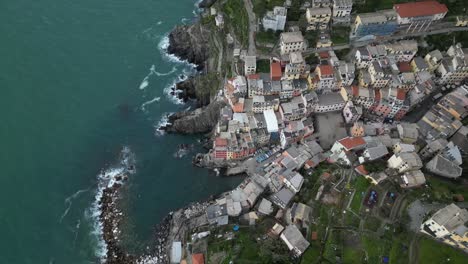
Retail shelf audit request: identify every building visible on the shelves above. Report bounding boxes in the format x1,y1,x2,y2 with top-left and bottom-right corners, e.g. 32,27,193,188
450,126,468,155
387,152,423,173
394,1,448,33
343,101,362,124
192,254,205,264
306,7,332,30
257,198,274,215
310,64,337,93
215,14,224,28
271,61,282,81
315,93,346,113
244,56,257,75
393,142,416,154
280,32,305,55
351,9,398,40
284,52,306,80
329,137,367,165
262,6,287,31
280,225,310,256
290,202,312,227
436,44,468,85
425,154,463,178
270,187,295,209
400,170,426,188
397,123,419,144
421,203,468,252
332,0,353,24
170,242,182,263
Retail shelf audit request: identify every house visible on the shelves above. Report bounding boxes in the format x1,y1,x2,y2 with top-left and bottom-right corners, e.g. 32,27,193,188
171,242,182,264
310,64,337,93
366,171,388,185
290,202,312,226
425,154,463,179
450,126,468,154
351,9,398,40
262,6,287,31
257,198,274,215
329,137,367,165
284,52,306,80
360,144,389,163
315,93,345,113
283,171,304,193
436,44,468,85
280,32,305,55
280,225,310,256
394,1,448,32
421,203,468,251
411,57,429,72
206,203,228,225
387,152,423,173
393,142,416,154
400,170,426,188
215,14,224,28
192,254,205,264
271,61,282,81
343,101,362,124
306,7,332,30
244,56,257,75
264,109,279,133
332,0,353,24
269,222,285,237
270,187,295,209
397,123,419,144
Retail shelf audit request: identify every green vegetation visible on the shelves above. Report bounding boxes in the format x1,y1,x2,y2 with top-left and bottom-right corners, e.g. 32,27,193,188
300,241,322,264
344,211,361,228
364,216,381,232
256,30,279,45
330,26,350,45
362,234,392,264
363,160,387,173
425,175,468,202
305,54,319,66
418,236,467,264
423,31,468,54
334,48,351,60
388,234,410,264
349,176,371,213
323,229,342,262
343,246,365,263
222,0,249,47
304,31,319,47
257,59,270,73
195,72,221,105
252,0,285,18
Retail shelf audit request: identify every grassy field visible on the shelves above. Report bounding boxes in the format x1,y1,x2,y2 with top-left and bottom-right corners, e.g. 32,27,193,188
252,0,285,18
418,236,467,264
425,175,468,202
362,234,392,264
222,0,249,47
257,59,270,73
331,26,350,45
349,176,371,213
256,30,279,45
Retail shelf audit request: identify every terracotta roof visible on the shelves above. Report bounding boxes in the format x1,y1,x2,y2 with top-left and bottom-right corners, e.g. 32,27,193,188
355,165,369,176
319,64,334,76
396,89,406,100
215,137,228,147
271,62,282,79
306,160,315,167
192,254,205,264
311,231,318,240
394,1,448,18
319,51,330,59
352,85,359,96
247,74,260,79
338,137,366,150
374,89,381,101
398,61,412,73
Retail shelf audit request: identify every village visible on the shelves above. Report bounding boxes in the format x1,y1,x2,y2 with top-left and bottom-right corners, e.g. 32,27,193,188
167,1,468,264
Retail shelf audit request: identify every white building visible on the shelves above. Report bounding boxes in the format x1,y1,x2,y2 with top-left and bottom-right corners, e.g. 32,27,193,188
387,152,423,173
280,32,305,55
280,225,310,256
332,0,353,24
244,55,257,75
262,6,287,31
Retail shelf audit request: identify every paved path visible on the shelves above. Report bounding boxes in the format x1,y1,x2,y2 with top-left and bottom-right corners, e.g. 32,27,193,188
243,0,257,55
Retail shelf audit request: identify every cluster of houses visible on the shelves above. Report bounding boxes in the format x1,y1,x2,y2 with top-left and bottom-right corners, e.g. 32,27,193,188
207,139,326,256
421,203,468,252
351,0,448,40
262,0,353,32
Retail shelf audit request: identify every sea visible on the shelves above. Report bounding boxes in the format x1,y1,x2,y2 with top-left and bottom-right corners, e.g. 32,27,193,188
0,0,242,263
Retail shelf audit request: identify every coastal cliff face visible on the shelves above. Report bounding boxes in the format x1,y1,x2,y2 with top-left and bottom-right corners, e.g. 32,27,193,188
167,24,210,71
165,100,226,134
198,0,218,8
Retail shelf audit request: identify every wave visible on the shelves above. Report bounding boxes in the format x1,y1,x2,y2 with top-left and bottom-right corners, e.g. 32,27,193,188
157,35,197,69
140,96,161,112
154,113,173,136
163,80,184,105
156,21,163,25
59,188,89,223
87,147,135,262
139,77,149,90
152,66,177,77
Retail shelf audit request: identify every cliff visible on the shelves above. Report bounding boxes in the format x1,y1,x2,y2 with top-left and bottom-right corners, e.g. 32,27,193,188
164,99,226,134
167,23,210,71
198,0,218,8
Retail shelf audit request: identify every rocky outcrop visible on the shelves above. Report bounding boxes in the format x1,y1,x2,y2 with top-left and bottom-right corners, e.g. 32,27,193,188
168,24,210,71
163,100,226,134
198,0,218,8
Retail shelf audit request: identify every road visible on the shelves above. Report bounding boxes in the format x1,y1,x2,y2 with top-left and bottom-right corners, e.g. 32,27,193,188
243,0,257,56
302,24,468,55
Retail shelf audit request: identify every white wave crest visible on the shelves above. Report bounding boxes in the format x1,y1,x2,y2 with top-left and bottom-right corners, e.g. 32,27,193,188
140,96,161,112
163,81,184,105
87,147,135,262
157,35,197,69
154,113,173,136
139,77,149,90
152,66,177,77
59,188,89,223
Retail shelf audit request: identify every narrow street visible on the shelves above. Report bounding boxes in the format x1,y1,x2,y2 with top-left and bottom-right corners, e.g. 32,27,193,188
243,0,257,55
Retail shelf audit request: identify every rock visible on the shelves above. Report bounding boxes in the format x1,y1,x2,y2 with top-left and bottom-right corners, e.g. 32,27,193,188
167,24,210,71
164,100,226,134
198,0,218,8
175,77,197,102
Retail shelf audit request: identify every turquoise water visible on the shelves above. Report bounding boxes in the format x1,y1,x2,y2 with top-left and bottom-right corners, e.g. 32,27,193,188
0,1,241,263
